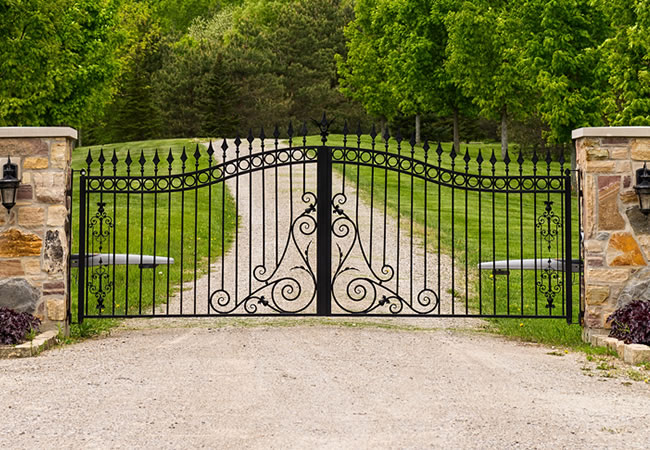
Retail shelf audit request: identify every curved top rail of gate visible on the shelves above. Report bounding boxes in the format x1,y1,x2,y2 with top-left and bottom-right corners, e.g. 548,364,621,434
80,123,570,195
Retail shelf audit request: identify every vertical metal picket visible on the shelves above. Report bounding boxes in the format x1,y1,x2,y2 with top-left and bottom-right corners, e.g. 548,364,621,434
564,170,573,324
77,171,86,324
316,118,332,315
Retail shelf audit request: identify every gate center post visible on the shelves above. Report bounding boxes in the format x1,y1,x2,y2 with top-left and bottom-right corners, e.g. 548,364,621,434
316,123,332,315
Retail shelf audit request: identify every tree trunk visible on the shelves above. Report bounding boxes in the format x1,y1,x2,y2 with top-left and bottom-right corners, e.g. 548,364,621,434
452,107,460,154
380,118,387,141
500,107,508,160
415,114,421,144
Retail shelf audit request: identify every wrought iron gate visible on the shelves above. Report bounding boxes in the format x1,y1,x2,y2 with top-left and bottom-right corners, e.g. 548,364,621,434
76,115,575,322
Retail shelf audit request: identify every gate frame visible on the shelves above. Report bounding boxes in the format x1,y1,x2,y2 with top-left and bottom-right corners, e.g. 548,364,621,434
75,118,575,323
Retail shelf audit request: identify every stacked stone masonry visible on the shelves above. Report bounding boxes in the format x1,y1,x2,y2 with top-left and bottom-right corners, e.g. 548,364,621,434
0,128,75,333
574,127,650,332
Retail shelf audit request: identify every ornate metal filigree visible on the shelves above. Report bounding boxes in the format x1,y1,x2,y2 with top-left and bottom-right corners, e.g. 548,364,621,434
87,144,565,196
87,146,319,194
330,147,565,194
330,193,440,314
88,202,113,311
208,192,317,314
88,263,112,312
80,128,572,322
537,262,561,312
537,201,562,252
89,202,112,244
536,200,563,311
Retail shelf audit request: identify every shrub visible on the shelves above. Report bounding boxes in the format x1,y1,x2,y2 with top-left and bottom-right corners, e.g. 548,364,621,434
0,308,41,345
607,300,650,345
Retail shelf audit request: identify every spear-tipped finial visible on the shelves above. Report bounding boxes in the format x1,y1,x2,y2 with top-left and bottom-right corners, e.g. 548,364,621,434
313,112,333,142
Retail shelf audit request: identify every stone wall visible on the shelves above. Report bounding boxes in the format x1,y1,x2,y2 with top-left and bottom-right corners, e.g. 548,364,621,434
574,127,650,332
0,128,76,333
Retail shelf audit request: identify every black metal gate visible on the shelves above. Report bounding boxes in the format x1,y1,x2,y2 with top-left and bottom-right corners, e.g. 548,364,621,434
76,116,575,322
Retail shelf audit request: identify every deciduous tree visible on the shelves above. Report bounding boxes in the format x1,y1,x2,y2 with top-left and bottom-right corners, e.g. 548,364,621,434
601,0,650,126
0,0,123,127
517,0,609,144
446,0,534,158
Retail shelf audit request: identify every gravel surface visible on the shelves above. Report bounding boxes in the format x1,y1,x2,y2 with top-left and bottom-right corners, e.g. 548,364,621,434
1,322,649,449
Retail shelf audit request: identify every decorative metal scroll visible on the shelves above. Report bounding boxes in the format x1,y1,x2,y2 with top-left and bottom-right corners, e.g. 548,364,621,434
87,202,113,311
330,193,440,314
208,192,318,314
86,146,319,195
536,200,563,311
84,146,566,196
331,147,566,194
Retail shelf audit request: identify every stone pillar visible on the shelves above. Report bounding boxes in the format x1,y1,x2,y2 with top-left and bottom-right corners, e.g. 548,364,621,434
0,127,76,334
573,127,650,335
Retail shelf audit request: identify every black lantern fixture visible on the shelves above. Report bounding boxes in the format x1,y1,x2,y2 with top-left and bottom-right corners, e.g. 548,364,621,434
634,162,650,215
0,157,20,213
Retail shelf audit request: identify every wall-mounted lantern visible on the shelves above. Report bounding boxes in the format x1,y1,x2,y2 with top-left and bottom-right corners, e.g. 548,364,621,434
0,157,20,213
634,162,650,215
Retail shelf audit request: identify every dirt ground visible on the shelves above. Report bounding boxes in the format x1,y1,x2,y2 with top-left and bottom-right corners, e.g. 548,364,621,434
1,318,649,449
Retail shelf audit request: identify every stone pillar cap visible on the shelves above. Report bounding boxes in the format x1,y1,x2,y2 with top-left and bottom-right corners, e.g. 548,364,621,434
572,127,650,139
0,127,78,140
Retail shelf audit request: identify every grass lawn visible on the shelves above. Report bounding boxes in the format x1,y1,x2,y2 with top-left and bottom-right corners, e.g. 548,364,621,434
70,138,237,337
306,134,586,349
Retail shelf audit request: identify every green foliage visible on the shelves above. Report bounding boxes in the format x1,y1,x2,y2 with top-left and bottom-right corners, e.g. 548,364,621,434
86,2,163,144
154,0,242,34
8,0,647,148
150,0,364,138
337,0,472,146
153,6,240,137
516,0,610,144
336,0,400,120
379,0,465,118
601,0,650,126
0,0,122,127
446,0,534,154
225,0,362,129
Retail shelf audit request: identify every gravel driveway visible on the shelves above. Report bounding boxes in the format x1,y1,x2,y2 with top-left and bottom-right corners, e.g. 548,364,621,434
2,140,648,449
1,319,649,449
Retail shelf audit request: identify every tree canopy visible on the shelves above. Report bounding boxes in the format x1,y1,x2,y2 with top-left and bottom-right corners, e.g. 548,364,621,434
602,0,650,126
0,0,122,127
2,0,649,148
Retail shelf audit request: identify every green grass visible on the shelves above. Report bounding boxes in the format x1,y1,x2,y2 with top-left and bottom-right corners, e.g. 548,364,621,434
306,134,583,348
71,138,237,336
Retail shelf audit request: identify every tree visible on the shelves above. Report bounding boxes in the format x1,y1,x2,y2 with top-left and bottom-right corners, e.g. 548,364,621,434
446,0,534,158
153,7,239,137
86,1,163,144
378,0,469,146
338,0,472,147
225,0,362,129
0,0,122,127
336,0,400,133
601,0,650,126
152,0,364,136
517,0,609,144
